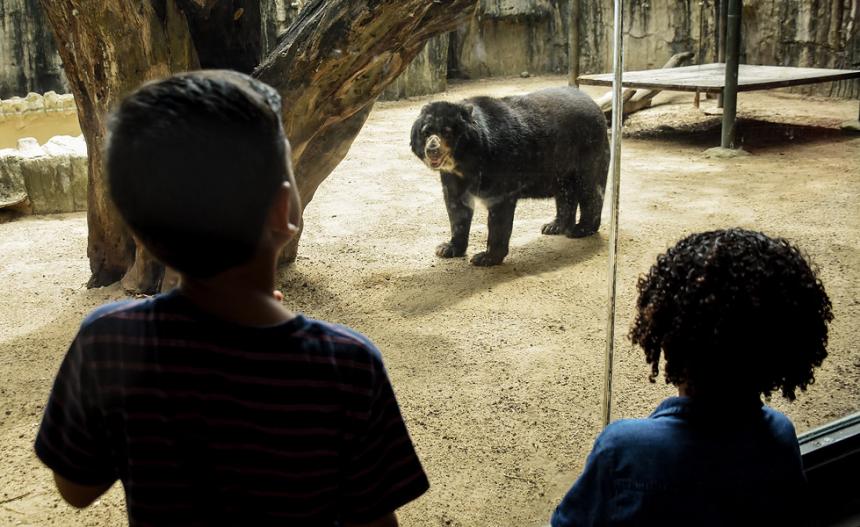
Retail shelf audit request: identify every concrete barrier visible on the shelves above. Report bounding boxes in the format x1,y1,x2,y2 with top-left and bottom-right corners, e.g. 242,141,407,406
0,135,87,213
0,91,76,120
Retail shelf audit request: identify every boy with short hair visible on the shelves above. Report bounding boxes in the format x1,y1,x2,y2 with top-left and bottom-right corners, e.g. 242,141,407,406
35,70,428,527
552,228,832,526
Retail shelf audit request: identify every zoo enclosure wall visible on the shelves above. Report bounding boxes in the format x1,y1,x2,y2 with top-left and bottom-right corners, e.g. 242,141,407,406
1,0,859,101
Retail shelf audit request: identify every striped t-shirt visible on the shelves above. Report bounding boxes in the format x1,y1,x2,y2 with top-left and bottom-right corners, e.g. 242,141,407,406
35,290,429,526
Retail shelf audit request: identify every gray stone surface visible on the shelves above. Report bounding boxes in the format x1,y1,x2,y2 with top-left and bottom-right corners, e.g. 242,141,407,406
0,135,87,213
380,35,450,101
0,147,28,207
0,0,67,99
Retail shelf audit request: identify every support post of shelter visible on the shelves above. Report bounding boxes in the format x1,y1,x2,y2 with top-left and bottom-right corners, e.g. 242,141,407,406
721,0,742,149
717,0,727,107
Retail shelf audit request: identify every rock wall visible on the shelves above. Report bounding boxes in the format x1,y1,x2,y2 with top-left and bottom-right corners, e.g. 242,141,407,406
451,0,859,98
450,0,569,78
380,35,450,101
0,135,87,213
0,0,67,99
1,1,857,102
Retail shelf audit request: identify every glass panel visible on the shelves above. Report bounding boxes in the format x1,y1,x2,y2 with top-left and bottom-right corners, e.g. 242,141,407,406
1,0,857,525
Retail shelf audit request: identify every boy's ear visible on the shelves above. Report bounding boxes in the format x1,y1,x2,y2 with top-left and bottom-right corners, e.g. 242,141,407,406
268,182,299,238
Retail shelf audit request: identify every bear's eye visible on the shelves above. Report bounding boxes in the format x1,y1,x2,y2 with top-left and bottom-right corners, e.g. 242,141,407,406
443,127,453,134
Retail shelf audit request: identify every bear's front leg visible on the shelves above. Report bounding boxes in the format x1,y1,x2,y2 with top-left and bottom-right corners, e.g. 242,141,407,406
437,172,474,258
471,199,517,266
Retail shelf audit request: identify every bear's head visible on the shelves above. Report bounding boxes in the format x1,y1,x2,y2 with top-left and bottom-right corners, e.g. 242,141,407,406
410,101,475,174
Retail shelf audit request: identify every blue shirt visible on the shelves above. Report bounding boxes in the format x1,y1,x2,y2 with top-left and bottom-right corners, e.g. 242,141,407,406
35,291,428,526
552,397,809,527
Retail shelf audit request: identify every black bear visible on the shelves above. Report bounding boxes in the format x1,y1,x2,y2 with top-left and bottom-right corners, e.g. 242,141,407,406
410,87,610,266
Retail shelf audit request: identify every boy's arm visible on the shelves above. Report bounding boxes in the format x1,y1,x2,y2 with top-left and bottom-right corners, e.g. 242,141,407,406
35,336,117,507
53,472,113,508
551,435,614,527
339,344,429,524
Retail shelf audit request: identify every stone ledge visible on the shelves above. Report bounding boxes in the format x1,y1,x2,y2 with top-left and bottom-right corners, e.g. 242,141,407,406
0,135,87,214
0,91,77,122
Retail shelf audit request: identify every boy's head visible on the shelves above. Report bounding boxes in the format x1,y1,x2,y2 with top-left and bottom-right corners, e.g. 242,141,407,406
106,70,300,278
629,228,832,401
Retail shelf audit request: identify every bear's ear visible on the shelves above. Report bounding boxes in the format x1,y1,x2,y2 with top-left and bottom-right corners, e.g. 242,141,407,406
410,117,424,158
460,103,475,123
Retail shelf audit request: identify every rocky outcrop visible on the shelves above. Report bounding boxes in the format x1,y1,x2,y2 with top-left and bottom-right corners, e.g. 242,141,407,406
0,0,67,99
380,35,450,101
0,135,87,213
450,0,569,79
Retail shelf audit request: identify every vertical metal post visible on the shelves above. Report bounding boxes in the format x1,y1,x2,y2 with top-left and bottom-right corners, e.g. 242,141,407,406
717,0,727,107
720,0,741,149
602,0,624,428
568,0,581,87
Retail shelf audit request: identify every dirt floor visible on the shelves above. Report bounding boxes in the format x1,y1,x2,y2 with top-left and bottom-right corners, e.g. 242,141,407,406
1,75,858,526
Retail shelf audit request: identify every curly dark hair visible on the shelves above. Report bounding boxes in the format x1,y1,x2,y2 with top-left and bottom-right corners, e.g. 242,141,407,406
629,228,833,401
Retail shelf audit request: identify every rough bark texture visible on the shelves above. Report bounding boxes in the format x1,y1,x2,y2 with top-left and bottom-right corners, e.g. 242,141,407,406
37,0,477,291
38,1,199,289
254,0,479,263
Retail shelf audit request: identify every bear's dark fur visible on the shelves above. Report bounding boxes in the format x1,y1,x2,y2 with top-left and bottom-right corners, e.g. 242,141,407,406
410,86,610,266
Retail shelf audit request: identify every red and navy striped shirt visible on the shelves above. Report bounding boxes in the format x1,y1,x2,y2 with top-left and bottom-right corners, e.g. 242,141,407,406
35,290,429,526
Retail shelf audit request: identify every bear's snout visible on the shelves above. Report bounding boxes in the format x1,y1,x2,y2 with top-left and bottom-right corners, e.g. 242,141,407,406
425,135,442,155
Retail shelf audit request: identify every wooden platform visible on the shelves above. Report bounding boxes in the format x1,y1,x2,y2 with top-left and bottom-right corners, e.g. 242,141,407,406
578,63,860,94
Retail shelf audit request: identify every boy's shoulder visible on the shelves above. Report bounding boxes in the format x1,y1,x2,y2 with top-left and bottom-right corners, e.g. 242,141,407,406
77,294,385,368
79,296,160,331
296,318,384,363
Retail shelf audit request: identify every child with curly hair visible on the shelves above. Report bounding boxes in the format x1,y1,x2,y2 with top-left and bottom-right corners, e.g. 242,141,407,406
551,228,832,527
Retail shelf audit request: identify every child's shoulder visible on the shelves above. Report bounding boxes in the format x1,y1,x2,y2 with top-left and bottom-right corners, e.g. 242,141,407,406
759,405,799,441
79,296,159,330
595,417,663,450
293,317,384,363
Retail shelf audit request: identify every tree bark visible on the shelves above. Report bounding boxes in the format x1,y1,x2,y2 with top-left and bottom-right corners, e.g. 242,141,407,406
39,0,478,292
255,0,477,263
38,1,199,289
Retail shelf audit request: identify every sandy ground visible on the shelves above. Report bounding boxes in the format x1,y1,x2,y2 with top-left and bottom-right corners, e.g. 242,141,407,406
1,75,858,526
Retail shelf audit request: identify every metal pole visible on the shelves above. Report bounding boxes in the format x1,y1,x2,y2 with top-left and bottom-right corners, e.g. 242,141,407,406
568,0,581,87
720,0,741,149
717,0,727,107
602,0,624,428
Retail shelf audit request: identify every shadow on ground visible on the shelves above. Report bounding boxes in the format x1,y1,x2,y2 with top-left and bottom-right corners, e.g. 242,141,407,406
375,234,605,316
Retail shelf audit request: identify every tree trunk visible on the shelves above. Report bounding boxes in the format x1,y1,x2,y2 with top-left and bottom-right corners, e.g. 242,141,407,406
255,1,478,264
38,1,199,289
39,0,478,293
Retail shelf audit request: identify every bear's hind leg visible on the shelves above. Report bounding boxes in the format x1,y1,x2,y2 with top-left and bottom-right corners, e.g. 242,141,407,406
567,185,604,238
542,184,578,236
